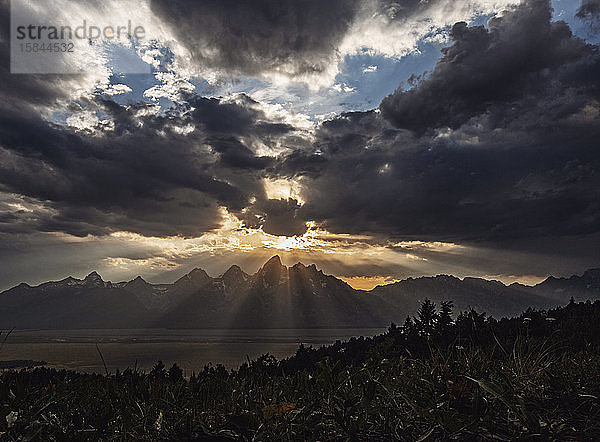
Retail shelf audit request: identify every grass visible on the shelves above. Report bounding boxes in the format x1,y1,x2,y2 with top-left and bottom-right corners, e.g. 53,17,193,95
0,301,599,440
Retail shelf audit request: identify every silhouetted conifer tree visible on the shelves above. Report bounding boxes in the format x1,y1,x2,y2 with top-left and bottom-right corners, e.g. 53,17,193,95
435,300,454,339
416,298,438,338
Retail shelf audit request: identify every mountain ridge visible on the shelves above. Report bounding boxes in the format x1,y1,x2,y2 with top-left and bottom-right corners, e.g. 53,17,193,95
12,261,600,294
1,258,598,329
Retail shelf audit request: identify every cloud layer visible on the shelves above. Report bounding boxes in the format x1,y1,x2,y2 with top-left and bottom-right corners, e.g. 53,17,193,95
381,0,597,132
1,0,599,288
150,0,516,84
0,93,302,237
286,0,600,243
150,0,361,78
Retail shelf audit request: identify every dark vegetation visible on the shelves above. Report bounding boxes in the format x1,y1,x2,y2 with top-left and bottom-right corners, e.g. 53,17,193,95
1,299,600,440
0,360,46,370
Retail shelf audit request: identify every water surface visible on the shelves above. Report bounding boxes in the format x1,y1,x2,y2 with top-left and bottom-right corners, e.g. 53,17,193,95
0,328,385,373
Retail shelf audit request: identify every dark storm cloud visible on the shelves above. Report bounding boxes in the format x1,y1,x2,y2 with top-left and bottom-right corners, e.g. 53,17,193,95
149,0,446,78
210,137,272,170
241,197,307,237
0,93,294,238
150,0,361,77
2,0,600,248
380,0,597,134
1,0,306,241
294,112,600,242
577,0,600,20
276,0,600,243
0,0,73,110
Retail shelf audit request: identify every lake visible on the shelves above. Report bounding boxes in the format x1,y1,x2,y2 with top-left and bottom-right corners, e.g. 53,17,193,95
0,328,386,373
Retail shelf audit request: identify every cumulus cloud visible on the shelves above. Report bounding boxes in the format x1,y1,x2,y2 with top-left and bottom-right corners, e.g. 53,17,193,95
577,0,600,20
150,0,361,79
380,0,597,133
0,92,305,237
2,0,599,245
1,0,315,239
277,0,600,244
0,1,69,110
1,0,599,289
340,0,516,59
241,198,307,237
151,0,516,87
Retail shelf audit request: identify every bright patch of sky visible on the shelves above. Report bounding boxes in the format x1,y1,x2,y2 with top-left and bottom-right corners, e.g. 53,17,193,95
553,0,600,44
101,23,453,123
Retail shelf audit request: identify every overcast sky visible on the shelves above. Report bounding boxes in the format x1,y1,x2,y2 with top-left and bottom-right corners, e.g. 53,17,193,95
1,0,599,291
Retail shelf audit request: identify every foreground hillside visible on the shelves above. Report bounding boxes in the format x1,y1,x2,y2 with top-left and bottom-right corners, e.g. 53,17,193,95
1,256,599,329
1,300,599,440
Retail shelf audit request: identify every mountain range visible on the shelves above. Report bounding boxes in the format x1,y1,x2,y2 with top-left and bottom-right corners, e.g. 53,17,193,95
1,255,598,329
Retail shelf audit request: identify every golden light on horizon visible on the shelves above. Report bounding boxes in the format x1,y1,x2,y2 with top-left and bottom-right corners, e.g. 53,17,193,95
339,276,400,291
92,208,545,290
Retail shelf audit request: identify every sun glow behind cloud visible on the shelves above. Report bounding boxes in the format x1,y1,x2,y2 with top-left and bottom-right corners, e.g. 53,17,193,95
5,0,597,294
263,178,306,205
1,195,582,292
96,209,481,290
9,209,579,292
105,213,382,266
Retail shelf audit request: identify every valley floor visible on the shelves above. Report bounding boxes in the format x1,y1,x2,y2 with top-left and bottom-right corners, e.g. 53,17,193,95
1,300,600,440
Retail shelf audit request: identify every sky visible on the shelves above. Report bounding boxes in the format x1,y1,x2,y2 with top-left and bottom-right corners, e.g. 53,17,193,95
0,0,599,291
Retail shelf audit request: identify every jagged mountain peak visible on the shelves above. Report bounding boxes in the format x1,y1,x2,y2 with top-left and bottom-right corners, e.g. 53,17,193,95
290,262,323,278
126,275,149,286
291,261,317,269
222,265,247,282
257,255,288,287
434,274,461,282
174,267,211,289
223,264,243,275
540,268,600,280
83,271,105,287
259,255,286,273
263,255,283,268
1,262,599,329
371,273,461,291
187,268,210,278
58,276,80,284
535,268,600,294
